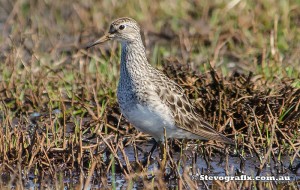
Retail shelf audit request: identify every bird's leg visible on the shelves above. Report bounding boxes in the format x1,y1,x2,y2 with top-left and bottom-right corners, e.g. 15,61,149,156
142,139,158,167
148,140,158,157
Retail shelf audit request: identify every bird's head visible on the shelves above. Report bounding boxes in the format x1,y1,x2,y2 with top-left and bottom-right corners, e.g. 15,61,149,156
87,17,141,48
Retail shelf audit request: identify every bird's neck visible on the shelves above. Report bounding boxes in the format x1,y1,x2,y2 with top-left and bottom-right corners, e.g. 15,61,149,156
120,39,151,79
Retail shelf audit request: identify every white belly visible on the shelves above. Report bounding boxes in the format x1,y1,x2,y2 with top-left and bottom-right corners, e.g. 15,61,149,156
123,104,174,140
122,103,201,141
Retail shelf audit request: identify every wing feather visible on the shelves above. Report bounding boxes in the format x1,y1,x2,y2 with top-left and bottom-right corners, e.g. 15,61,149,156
153,70,234,144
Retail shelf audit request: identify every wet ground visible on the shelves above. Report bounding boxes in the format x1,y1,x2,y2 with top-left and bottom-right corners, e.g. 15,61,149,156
1,91,299,189
3,140,298,189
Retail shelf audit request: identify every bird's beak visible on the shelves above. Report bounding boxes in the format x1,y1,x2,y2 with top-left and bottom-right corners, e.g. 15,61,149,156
86,33,112,49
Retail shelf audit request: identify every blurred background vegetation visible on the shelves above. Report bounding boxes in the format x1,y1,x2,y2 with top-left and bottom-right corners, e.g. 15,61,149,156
1,0,299,107
1,0,299,78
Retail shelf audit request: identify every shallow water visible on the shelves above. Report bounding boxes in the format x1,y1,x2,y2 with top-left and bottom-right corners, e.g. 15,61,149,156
1,141,299,189
103,142,300,189
1,112,299,189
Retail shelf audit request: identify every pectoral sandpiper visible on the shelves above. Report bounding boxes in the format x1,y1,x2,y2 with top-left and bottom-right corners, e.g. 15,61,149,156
87,17,234,149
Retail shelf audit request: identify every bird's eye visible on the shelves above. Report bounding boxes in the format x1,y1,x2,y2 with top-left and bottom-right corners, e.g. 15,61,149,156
119,25,125,30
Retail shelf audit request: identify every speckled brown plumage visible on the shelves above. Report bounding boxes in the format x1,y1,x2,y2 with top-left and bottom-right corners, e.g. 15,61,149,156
91,17,234,145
